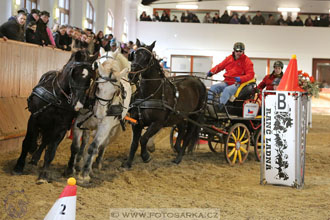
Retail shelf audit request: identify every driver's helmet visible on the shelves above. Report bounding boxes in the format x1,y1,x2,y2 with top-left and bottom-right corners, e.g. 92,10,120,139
233,42,245,52
273,61,284,69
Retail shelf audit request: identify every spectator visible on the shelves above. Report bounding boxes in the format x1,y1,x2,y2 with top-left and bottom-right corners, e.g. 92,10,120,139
220,10,230,23
180,12,186,22
127,40,135,61
86,33,95,54
62,25,73,51
71,27,82,52
203,13,212,23
25,21,40,45
153,12,160,22
80,32,89,49
213,13,221,24
102,33,113,51
186,11,194,22
94,31,104,53
37,11,51,46
192,15,200,23
53,25,67,50
0,11,26,41
265,14,277,25
304,15,314,26
26,9,40,28
206,42,255,112
240,14,250,24
161,11,170,22
172,15,179,22
110,38,117,52
285,16,293,26
293,16,304,26
121,43,130,59
140,11,148,21
313,16,319,26
229,13,240,24
319,14,329,27
277,14,286,25
252,11,265,25
8,8,28,22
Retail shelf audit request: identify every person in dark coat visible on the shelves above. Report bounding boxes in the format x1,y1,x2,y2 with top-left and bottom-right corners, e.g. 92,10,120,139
220,10,230,23
293,16,304,26
25,21,40,45
252,11,265,25
62,25,73,51
36,11,51,46
0,11,26,41
26,9,40,28
53,25,67,50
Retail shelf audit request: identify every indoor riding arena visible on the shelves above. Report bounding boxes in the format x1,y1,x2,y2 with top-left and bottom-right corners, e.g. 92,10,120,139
1,0,330,219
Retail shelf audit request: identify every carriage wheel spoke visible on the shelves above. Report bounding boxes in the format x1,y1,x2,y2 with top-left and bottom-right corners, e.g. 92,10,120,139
231,133,237,142
240,147,248,154
227,143,236,147
239,129,246,141
232,150,238,164
238,150,242,163
228,148,235,158
241,139,249,144
237,127,240,140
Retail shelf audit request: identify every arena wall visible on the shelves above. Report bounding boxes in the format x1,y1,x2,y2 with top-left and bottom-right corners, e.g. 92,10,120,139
0,39,71,152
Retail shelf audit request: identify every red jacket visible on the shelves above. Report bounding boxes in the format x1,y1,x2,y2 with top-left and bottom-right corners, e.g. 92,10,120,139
211,53,255,85
257,73,282,90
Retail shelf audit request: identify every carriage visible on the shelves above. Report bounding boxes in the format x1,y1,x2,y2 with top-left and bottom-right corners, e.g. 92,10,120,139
170,79,263,165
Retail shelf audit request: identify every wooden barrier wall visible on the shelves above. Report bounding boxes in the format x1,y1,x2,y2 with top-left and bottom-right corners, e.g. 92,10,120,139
0,39,71,152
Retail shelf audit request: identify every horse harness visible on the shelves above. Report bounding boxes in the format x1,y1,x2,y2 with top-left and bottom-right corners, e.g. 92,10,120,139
28,61,93,116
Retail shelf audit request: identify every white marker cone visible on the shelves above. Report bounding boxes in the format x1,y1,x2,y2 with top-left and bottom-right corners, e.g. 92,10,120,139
44,178,77,220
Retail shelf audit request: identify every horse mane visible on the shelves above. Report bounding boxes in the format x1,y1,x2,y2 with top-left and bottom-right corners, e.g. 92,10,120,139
116,52,131,72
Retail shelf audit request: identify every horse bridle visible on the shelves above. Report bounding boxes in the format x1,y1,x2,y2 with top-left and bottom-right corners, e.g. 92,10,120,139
129,47,155,83
54,61,94,104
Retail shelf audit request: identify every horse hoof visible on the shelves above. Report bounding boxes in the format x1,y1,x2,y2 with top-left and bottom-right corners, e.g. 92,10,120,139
142,154,152,163
172,158,181,164
28,160,38,166
12,169,23,176
63,168,74,177
147,145,155,153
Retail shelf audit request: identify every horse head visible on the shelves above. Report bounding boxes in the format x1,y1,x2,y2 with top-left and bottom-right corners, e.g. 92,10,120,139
60,49,98,111
129,39,158,83
94,51,129,118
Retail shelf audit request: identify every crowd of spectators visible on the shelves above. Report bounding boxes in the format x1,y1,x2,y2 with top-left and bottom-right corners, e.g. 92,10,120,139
0,8,133,58
140,10,330,27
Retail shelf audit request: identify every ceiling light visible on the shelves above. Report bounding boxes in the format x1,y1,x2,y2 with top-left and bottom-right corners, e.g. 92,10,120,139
226,6,249,11
176,4,198,10
278,8,300,12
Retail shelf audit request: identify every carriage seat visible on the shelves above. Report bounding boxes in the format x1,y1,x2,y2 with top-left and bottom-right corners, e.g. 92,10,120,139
229,79,256,102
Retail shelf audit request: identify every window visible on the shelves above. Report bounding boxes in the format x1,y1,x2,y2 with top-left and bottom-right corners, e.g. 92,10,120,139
86,0,94,29
24,0,38,12
58,0,70,25
121,19,128,42
107,10,114,34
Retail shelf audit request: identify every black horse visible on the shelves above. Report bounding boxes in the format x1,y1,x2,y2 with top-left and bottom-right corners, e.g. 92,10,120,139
123,39,207,168
12,49,98,183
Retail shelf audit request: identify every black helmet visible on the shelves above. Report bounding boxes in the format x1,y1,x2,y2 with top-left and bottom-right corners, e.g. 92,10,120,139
233,42,245,51
273,61,284,69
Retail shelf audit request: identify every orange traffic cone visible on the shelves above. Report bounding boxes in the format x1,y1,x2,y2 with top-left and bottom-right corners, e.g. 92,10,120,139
277,54,304,92
44,178,77,220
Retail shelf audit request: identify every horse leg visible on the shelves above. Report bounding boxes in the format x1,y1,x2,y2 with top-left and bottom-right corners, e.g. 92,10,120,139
172,124,186,153
38,129,67,183
13,116,38,175
140,122,163,163
122,124,143,168
146,136,156,153
80,120,112,182
29,135,46,165
74,130,90,173
64,127,84,177
93,124,120,170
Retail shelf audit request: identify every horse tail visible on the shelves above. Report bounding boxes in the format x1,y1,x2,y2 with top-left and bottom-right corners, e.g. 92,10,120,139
187,113,204,153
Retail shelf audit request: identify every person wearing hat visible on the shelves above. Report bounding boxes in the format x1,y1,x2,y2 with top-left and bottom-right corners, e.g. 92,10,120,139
36,10,51,46
26,9,40,29
110,38,117,52
0,11,26,41
255,61,284,101
206,42,255,112
25,21,40,45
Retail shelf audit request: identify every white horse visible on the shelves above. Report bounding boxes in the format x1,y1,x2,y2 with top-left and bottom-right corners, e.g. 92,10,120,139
65,48,132,182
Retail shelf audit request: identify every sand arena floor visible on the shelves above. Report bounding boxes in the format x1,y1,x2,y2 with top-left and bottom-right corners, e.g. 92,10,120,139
0,114,329,220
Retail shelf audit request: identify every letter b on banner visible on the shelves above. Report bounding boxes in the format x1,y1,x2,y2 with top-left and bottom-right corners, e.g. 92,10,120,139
277,93,288,112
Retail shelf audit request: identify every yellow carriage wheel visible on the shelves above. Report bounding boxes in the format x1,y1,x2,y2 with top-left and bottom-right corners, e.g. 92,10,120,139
254,129,265,162
224,123,250,165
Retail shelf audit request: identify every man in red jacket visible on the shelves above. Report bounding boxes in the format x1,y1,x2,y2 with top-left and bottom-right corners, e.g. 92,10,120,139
206,42,255,111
